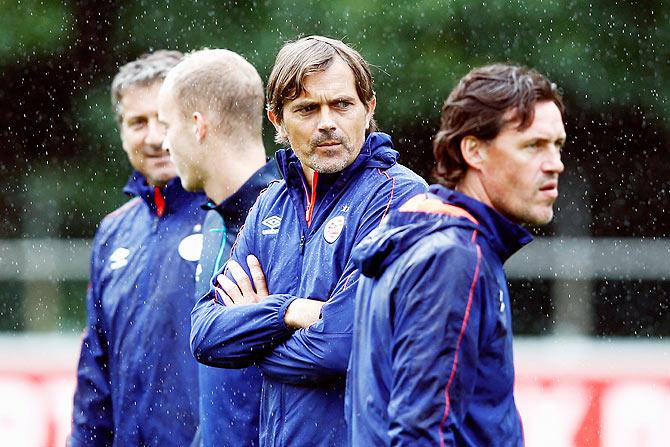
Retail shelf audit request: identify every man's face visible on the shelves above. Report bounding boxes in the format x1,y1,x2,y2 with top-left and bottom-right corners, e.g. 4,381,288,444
479,101,566,225
119,81,177,187
270,57,375,178
157,85,203,192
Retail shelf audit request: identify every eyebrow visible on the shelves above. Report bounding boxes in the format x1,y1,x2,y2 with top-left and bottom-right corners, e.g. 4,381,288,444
289,95,358,112
289,100,317,112
522,134,567,144
125,112,148,120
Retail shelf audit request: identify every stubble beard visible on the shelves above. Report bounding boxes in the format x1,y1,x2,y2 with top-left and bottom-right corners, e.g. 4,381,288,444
306,130,357,174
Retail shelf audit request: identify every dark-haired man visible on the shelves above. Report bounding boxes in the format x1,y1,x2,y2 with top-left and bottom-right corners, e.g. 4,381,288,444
69,51,204,446
190,36,426,446
347,63,566,446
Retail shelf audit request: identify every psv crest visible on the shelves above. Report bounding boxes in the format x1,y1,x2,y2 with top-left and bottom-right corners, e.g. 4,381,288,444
324,216,345,244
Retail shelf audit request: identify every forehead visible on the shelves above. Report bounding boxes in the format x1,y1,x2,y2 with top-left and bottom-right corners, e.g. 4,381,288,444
120,81,162,118
503,101,566,139
297,57,358,101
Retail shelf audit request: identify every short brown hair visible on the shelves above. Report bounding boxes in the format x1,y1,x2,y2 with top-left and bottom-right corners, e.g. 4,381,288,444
111,50,183,123
433,63,564,188
163,48,264,137
266,35,376,142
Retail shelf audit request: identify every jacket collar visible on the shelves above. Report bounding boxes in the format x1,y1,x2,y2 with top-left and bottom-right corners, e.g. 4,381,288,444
202,160,281,228
429,185,533,262
123,171,195,216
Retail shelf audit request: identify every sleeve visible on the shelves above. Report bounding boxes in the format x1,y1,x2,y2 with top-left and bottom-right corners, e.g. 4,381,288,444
387,245,484,446
258,175,427,384
190,189,295,368
69,239,114,447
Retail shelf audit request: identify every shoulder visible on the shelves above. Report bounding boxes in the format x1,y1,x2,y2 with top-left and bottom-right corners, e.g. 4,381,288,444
399,194,478,223
368,163,426,186
253,179,286,207
97,197,143,233
385,162,427,184
102,197,142,221
414,230,480,270
367,164,428,204
239,179,286,225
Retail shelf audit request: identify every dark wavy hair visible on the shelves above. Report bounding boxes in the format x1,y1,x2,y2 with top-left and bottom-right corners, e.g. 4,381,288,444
433,63,564,188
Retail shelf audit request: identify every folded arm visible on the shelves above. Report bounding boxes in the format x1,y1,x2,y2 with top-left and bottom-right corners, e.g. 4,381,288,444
258,177,426,383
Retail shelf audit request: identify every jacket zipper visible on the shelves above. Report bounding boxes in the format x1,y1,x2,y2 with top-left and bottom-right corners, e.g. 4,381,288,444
304,171,318,227
152,186,165,232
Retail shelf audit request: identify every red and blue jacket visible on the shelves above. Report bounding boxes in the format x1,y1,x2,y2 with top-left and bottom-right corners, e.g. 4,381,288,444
70,173,206,447
347,185,532,446
190,132,427,446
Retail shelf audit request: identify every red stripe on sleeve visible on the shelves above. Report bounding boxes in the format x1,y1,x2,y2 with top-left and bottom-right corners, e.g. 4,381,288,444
439,243,482,446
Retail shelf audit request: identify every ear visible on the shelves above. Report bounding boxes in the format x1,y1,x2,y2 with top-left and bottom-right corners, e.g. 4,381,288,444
460,136,488,171
364,96,377,130
267,109,288,141
193,112,207,142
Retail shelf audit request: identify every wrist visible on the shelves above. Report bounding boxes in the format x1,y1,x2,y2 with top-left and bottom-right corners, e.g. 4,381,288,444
278,295,301,331
284,298,324,329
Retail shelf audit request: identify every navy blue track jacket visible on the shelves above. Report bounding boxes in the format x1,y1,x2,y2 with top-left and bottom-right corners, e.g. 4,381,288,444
70,173,206,447
191,132,427,446
194,160,279,447
347,185,532,447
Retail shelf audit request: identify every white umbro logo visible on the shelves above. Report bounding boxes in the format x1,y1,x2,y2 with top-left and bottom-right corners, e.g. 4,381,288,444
109,247,130,270
261,215,281,235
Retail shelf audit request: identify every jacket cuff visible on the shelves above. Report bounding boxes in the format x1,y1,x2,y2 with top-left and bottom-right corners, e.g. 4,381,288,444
277,295,301,332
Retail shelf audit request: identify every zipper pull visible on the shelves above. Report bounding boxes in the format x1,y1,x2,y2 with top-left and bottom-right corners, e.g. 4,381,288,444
299,233,306,254
305,203,312,223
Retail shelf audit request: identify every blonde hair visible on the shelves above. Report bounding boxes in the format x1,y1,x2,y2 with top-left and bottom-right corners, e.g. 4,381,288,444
163,48,264,137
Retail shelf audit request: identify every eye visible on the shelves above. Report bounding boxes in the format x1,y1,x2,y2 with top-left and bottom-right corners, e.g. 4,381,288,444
127,118,147,129
298,105,317,114
335,100,352,109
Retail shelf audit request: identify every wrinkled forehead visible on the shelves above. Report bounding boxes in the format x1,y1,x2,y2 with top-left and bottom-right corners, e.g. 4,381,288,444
503,101,565,136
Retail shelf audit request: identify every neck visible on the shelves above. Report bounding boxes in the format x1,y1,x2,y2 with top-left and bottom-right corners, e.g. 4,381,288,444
455,171,493,209
203,136,266,204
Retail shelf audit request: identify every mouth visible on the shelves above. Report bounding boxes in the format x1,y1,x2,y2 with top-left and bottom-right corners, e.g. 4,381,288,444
316,140,342,148
539,181,559,198
146,152,173,165
146,149,171,158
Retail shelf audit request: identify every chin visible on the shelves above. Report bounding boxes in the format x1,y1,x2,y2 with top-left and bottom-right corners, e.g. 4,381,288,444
527,210,554,226
148,170,178,187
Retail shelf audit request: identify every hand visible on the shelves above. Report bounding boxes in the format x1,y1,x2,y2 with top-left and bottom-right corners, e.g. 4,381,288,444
215,255,269,306
284,299,325,329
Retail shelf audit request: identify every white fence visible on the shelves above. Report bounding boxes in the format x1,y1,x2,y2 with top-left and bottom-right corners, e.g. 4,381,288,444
2,237,668,281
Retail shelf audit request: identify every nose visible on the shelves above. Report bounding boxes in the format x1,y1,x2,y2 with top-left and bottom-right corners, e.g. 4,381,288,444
162,135,171,153
145,118,165,148
543,147,564,175
317,107,336,132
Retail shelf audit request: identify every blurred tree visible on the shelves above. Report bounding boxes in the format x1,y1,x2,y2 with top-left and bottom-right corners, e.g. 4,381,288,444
0,0,667,334
1,0,667,237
